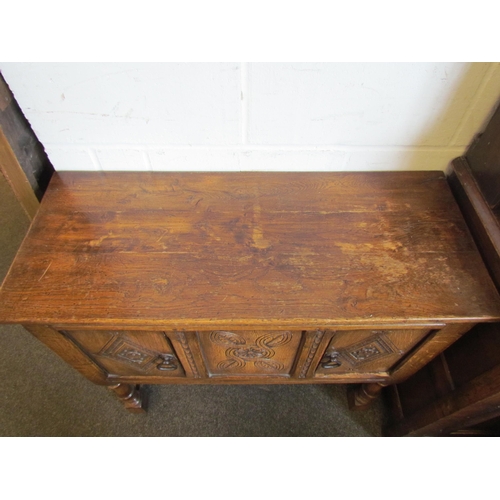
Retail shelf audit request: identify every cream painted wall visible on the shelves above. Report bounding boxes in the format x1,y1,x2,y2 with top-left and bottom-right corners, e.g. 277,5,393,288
1,62,499,172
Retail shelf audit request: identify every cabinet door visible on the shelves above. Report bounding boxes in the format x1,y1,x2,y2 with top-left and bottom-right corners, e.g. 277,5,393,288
63,330,185,377
197,330,302,377
314,329,430,377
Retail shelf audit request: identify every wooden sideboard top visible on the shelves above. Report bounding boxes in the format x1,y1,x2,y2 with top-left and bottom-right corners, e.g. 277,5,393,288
1,171,499,328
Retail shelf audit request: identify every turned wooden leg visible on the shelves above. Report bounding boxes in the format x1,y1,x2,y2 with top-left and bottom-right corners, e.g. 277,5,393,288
108,383,147,413
347,382,385,411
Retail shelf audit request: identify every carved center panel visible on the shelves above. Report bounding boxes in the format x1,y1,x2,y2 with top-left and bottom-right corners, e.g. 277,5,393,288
198,330,301,376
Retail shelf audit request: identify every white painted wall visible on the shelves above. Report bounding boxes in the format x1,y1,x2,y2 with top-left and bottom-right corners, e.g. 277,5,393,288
1,62,499,172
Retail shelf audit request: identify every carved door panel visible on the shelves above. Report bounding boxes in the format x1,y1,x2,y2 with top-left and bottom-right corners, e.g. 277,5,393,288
63,330,185,377
197,330,302,377
314,329,431,377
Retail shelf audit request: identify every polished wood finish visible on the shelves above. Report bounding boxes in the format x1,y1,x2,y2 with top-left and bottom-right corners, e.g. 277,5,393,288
1,171,499,413
108,383,146,413
1,171,498,328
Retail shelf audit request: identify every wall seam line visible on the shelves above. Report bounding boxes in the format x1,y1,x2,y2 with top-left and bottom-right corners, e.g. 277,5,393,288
241,62,249,145
142,150,153,171
449,62,498,147
43,144,466,152
88,148,103,171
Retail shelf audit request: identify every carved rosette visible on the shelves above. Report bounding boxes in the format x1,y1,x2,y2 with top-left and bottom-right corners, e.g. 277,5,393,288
210,331,292,372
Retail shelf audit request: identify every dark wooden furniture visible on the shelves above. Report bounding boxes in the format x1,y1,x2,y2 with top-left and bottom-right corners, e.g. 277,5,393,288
384,102,500,436
0,72,54,217
1,171,499,413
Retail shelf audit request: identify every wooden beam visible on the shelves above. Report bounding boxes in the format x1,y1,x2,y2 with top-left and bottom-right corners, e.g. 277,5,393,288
0,125,39,220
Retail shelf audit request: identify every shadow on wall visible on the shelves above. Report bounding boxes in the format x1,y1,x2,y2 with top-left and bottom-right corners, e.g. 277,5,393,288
405,62,500,172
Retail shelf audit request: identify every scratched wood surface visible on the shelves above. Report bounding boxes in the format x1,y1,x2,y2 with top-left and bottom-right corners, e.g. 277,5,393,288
0,171,499,328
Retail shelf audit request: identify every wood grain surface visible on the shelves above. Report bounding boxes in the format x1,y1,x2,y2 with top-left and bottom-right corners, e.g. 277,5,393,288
1,171,499,328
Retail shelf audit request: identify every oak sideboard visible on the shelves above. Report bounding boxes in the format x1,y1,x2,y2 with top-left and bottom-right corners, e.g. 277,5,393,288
1,171,499,413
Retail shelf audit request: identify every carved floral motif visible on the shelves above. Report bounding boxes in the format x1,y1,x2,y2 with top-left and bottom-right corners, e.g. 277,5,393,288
210,331,292,372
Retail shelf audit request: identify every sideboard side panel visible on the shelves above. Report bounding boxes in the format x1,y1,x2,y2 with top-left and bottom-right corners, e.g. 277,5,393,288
388,323,475,385
24,324,109,385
